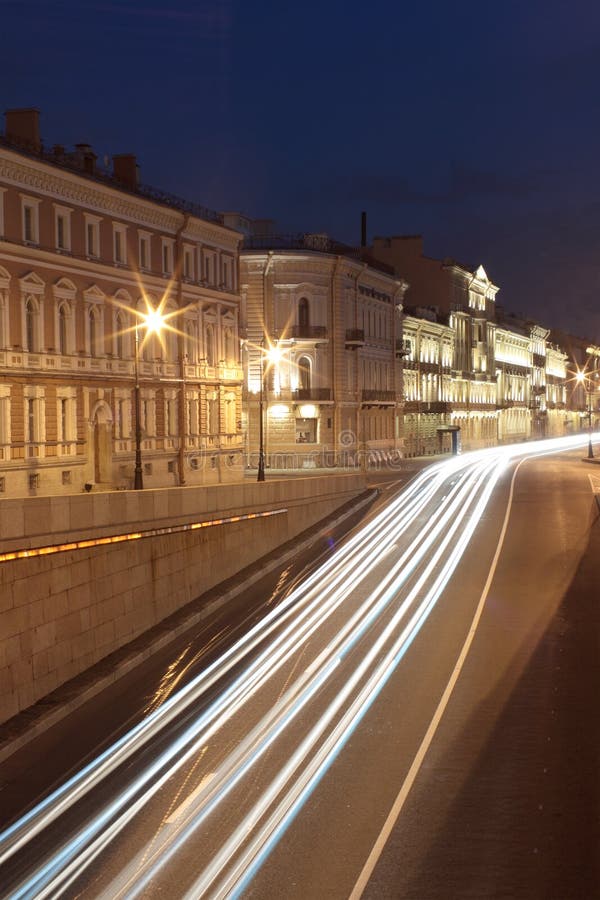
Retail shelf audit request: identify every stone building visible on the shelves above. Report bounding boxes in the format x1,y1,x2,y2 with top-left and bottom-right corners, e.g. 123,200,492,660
239,234,407,469
370,236,498,450
0,108,244,498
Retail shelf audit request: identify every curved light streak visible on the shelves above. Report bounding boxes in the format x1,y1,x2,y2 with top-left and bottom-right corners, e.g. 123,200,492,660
0,434,594,899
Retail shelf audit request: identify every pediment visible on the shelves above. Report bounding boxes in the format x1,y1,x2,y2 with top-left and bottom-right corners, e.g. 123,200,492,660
54,277,77,295
83,283,106,302
19,271,45,291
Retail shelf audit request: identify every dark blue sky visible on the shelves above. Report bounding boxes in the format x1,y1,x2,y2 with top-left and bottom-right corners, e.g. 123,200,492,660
2,0,600,340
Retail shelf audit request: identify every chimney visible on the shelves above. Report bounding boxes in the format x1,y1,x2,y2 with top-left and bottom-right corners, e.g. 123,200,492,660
75,143,97,175
112,154,139,189
361,211,367,248
4,108,41,152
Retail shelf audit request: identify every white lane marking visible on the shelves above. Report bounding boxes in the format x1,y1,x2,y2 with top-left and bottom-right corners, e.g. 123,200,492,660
165,773,215,824
348,455,528,900
588,473,600,494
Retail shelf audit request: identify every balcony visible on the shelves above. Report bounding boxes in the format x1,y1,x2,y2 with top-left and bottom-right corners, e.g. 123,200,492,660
345,328,365,349
395,339,411,358
361,389,396,404
292,388,332,401
288,325,328,340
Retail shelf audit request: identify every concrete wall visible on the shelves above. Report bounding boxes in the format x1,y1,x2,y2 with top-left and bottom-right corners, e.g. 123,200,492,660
0,474,366,725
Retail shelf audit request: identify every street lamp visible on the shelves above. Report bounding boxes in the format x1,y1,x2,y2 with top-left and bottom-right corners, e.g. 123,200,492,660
576,370,594,460
133,308,165,489
257,342,282,482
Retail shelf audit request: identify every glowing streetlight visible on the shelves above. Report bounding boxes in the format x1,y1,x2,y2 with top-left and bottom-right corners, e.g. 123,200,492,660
134,308,165,489
576,370,594,460
257,342,284,482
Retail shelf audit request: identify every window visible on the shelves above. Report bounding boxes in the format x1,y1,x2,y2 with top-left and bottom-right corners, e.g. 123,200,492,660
224,327,236,363
88,306,102,357
27,398,35,443
0,386,11,447
204,323,216,367
113,224,127,264
58,303,69,354
115,311,125,359
21,197,40,244
203,251,215,285
222,257,233,289
85,215,102,258
0,188,6,238
299,297,310,329
139,233,151,270
297,355,311,391
25,297,38,351
208,397,219,434
54,205,72,252
61,398,68,438
161,239,174,275
62,470,72,485
296,417,317,443
183,246,194,280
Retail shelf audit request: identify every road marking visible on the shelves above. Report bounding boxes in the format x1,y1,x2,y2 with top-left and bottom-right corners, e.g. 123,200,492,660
165,772,215,824
588,473,600,494
349,456,528,899
589,474,600,512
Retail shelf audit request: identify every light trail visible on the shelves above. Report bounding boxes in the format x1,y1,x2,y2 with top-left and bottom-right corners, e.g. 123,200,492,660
0,434,594,899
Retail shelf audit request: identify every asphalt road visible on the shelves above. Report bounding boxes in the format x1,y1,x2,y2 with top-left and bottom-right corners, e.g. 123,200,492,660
0,438,598,899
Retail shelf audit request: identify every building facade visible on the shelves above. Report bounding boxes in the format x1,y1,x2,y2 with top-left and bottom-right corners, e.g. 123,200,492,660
0,108,244,498
371,235,574,450
240,235,407,469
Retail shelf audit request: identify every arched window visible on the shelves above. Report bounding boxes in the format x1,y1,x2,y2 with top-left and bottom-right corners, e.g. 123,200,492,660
204,324,216,367
298,355,311,391
224,327,236,363
184,320,198,364
115,311,125,359
89,306,100,357
58,303,69,355
25,298,37,351
298,297,310,330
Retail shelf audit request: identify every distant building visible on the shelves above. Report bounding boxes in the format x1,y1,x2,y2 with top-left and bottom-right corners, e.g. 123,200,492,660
370,236,498,450
550,328,600,433
0,108,244,498
239,232,407,469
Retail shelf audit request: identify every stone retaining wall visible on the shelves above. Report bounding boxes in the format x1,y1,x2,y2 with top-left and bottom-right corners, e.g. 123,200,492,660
0,474,366,724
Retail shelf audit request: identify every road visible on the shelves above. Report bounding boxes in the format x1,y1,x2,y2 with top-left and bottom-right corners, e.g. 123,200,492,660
0,435,598,899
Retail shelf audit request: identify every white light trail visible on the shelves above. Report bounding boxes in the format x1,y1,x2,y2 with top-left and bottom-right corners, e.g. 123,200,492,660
0,434,593,899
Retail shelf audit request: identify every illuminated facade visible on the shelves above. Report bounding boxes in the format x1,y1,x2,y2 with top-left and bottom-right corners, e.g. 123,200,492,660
240,236,407,469
0,108,244,498
550,329,600,434
371,237,499,449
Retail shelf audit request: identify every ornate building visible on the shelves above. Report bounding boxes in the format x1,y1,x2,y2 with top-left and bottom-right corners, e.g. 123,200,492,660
240,234,407,469
371,237,499,450
0,108,244,498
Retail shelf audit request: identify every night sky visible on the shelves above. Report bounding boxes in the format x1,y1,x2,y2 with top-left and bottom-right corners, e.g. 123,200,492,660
2,0,600,340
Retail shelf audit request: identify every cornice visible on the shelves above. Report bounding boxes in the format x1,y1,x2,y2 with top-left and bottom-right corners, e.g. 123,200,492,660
0,149,240,247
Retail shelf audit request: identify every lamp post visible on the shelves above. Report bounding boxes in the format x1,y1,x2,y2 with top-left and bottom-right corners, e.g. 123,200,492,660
257,342,282,482
133,308,165,489
133,320,143,489
576,370,594,459
257,341,266,481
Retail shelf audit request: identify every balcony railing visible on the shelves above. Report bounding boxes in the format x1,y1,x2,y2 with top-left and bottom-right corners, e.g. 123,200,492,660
395,339,411,357
243,233,396,275
345,329,365,347
288,325,328,340
361,389,396,403
292,388,332,401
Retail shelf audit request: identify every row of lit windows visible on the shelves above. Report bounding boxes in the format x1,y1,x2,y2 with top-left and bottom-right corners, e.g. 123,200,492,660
9,293,239,366
0,391,238,447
